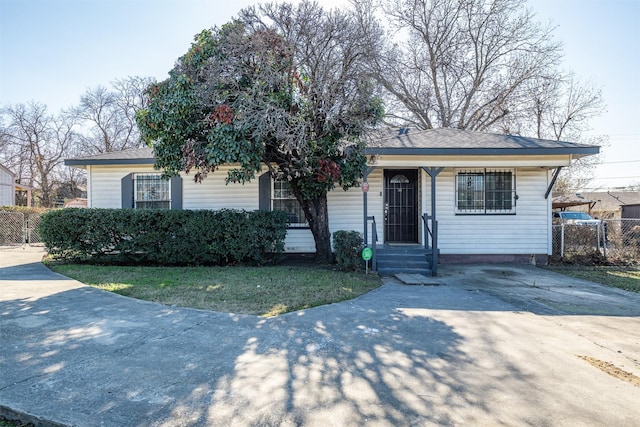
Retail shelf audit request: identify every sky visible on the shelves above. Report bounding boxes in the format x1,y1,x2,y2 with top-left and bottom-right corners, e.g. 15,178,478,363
1,0,639,190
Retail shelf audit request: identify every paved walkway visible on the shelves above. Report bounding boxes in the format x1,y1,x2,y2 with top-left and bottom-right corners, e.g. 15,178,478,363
1,246,640,426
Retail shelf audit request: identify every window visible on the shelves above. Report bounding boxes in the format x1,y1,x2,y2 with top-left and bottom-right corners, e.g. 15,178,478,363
455,169,515,214
272,179,307,226
134,174,170,209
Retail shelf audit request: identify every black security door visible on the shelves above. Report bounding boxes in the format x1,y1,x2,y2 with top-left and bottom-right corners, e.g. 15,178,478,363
384,169,418,243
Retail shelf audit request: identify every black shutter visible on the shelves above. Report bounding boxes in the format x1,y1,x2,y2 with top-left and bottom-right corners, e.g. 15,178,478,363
170,176,182,210
258,173,271,211
121,173,133,208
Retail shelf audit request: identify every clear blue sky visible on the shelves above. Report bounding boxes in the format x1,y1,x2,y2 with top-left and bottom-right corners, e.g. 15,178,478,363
1,0,638,189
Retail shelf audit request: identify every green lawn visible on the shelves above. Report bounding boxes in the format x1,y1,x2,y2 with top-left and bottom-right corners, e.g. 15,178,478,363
545,266,640,293
48,263,381,317
0,418,34,427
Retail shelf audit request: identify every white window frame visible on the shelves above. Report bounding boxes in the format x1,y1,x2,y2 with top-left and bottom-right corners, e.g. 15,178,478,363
134,173,171,209
272,178,308,228
455,169,516,215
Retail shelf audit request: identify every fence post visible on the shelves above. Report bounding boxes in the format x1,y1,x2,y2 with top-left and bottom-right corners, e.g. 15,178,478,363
560,222,565,258
601,221,607,259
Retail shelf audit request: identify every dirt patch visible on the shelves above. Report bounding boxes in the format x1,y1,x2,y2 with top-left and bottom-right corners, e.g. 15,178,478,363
577,355,640,387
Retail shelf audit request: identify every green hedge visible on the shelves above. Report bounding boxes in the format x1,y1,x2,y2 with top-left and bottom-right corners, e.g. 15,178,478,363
0,206,50,215
39,208,287,265
333,230,364,271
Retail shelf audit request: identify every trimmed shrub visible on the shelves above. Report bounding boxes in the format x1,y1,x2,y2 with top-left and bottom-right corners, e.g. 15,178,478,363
0,206,49,215
333,230,364,271
39,208,287,266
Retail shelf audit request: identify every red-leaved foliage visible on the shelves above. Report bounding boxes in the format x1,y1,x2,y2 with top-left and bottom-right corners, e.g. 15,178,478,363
317,159,341,183
207,104,234,126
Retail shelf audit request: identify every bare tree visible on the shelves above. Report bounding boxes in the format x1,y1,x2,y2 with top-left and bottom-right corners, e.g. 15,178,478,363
1,103,76,206
74,76,154,154
366,0,562,130
499,74,606,193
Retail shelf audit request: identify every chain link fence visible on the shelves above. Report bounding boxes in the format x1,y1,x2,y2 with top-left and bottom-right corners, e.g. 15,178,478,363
0,211,44,246
552,219,640,263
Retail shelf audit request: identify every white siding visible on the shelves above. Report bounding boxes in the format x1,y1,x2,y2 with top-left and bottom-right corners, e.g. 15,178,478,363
428,168,550,255
325,169,385,247
0,167,15,206
284,229,315,253
88,165,138,208
89,165,260,210
87,164,551,255
182,169,259,210
284,170,385,252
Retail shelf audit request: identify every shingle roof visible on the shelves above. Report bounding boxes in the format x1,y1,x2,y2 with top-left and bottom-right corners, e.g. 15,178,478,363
65,147,155,166
365,128,599,156
579,191,640,210
64,129,600,166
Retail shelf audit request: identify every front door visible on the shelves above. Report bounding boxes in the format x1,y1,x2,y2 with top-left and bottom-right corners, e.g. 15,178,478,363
384,169,418,243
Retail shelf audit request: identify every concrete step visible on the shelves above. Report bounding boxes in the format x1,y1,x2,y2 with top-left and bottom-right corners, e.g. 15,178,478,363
378,266,432,276
377,258,429,269
375,245,431,276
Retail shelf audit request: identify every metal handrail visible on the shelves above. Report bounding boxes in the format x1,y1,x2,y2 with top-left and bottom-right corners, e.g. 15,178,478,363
421,212,438,276
367,215,377,271
422,213,432,251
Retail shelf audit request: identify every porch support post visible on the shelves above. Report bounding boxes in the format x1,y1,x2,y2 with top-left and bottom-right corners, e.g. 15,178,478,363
422,167,443,276
363,166,376,246
545,167,563,199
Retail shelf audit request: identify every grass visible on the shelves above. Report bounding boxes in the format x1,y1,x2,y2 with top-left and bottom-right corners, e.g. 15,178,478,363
48,263,381,317
0,418,33,427
545,265,640,293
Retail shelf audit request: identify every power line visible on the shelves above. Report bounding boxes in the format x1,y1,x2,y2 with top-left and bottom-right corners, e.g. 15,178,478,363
593,176,640,180
600,160,640,165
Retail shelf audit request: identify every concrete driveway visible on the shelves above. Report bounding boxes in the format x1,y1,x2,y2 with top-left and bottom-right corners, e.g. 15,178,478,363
1,246,639,426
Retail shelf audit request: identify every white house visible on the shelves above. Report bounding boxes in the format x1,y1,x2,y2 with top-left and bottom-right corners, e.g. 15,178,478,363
65,128,599,267
0,165,16,206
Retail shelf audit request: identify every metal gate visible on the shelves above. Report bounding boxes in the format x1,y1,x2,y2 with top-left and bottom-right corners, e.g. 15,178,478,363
384,170,418,243
0,211,43,245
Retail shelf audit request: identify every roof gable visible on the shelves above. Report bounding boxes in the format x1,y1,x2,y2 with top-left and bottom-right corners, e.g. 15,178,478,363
0,164,16,177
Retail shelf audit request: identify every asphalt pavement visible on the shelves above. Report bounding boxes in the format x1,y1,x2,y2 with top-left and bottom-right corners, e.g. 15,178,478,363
1,246,639,426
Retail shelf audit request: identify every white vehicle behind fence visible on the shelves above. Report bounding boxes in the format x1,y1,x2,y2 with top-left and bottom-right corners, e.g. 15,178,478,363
552,211,602,226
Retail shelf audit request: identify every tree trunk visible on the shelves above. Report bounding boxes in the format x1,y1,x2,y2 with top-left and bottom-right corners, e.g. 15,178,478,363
300,193,333,264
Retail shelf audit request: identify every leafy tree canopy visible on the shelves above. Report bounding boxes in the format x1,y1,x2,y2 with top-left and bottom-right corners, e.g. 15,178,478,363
137,2,383,202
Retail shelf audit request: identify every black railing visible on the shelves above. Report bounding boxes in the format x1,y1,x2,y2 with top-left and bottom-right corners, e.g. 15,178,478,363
367,215,378,271
422,213,438,276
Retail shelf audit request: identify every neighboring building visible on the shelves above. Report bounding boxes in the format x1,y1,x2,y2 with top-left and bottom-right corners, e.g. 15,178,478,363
0,165,16,206
622,203,640,219
0,164,32,207
556,191,640,218
65,128,599,264
63,198,88,208
582,191,640,218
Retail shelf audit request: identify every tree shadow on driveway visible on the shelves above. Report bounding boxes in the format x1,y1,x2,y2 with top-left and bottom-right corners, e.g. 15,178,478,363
2,270,640,426
0,281,543,426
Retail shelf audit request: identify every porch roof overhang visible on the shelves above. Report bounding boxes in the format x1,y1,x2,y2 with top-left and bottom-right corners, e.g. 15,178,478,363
364,154,575,168
365,146,599,157
364,128,600,163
